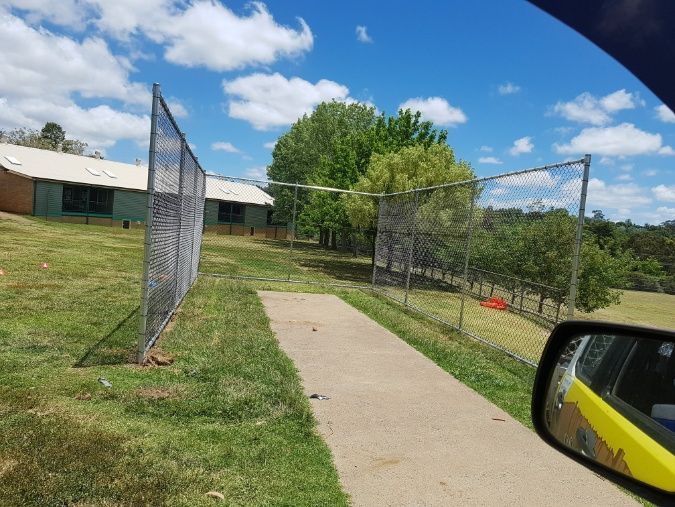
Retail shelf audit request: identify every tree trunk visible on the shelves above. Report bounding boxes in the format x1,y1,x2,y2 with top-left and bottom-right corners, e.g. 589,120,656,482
330,230,337,250
538,293,546,314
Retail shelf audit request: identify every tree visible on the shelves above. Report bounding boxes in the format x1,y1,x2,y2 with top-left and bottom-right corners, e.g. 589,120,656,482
344,143,474,229
40,122,66,149
1,123,88,155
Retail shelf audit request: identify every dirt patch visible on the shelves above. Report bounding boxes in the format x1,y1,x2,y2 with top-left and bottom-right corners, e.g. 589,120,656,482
135,386,179,400
0,212,34,225
0,459,18,478
144,348,175,367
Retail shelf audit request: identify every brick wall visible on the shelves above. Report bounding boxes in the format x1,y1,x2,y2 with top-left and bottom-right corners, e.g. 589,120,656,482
0,170,33,214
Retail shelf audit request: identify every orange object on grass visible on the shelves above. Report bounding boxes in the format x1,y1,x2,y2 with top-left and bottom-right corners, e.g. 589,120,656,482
480,296,508,310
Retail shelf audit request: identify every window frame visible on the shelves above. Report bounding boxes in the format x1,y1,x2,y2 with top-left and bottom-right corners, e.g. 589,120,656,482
217,201,245,224
62,184,114,216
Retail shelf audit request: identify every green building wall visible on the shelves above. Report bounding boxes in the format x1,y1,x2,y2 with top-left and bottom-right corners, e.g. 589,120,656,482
113,190,146,222
203,199,269,228
33,181,63,217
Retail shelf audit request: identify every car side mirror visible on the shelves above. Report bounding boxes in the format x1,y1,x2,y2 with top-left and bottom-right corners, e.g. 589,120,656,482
532,321,675,504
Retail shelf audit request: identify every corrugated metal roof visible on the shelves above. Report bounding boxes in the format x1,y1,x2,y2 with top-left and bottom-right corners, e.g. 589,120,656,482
0,143,273,206
205,177,274,206
0,143,148,190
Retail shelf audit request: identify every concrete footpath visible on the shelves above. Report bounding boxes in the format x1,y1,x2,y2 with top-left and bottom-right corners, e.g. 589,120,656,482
259,291,636,506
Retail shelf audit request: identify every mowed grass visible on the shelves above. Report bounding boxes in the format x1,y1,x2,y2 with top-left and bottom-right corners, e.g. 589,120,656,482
0,216,347,506
579,289,675,330
201,233,552,363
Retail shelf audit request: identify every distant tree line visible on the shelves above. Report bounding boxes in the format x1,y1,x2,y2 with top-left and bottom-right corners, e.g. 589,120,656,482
1,122,88,156
585,210,675,295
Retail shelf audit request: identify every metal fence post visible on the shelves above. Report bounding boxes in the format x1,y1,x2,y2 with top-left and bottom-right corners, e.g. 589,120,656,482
458,184,477,330
188,155,199,285
371,194,384,289
137,83,161,364
403,190,419,305
173,134,186,305
567,154,591,319
288,183,298,281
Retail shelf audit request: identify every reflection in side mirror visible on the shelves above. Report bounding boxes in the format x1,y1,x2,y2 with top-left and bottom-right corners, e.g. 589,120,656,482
535,324,675,499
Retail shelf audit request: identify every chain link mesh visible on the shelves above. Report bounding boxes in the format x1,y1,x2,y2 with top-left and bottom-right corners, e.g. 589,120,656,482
199,176,376,287
374,160,586,364
138,89,206,362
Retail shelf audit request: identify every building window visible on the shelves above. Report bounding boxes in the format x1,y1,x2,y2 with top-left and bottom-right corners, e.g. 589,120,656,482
62,185,113,215
218,202,244,223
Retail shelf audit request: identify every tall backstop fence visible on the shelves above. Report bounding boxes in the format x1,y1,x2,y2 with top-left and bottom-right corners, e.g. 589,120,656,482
373,158,589,365
136,87,589,366
198,157,589,365
137,84,206,363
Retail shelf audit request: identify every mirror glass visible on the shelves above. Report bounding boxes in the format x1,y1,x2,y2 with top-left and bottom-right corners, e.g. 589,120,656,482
544,333,675,492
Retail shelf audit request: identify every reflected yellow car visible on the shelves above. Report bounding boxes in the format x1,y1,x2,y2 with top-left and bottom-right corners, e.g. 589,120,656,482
548,335,675,492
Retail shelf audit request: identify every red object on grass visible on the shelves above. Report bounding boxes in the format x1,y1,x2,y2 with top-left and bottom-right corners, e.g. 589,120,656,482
40,262,49,269
480,296,508,310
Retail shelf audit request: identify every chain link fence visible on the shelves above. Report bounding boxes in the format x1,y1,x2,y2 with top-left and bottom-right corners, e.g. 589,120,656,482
199,175,378,288
373,159,589,364
138,87,588,366
137,84,206,363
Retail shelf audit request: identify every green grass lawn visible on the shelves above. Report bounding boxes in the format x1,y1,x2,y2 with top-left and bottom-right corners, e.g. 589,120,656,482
200,233,556,362
578,289,675,330
0,216,347,506
1,216,656,505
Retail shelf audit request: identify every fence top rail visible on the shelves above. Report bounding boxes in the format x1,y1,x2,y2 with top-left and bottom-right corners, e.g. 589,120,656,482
207,174,381,196
210,157,586,199
383,158,587,197
468,266,565,293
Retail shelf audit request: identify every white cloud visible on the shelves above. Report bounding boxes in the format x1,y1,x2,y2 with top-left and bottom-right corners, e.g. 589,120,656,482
4,1,313,72
652,184,675,202
509,136,534,156
244,166,267,179
586,178,651,210
655,104,675,123
600,89,641,112
0,12,148,105
478,156,502,165
0,0,90,28
641,207,675,224
166,99,187,118
159,3,313,71
599,156,614,166
355,25,372,43
223,73,351,130
498,82,520,95
643,169,658,177
490,188,508,196
398,96,467,127
211,141,240,153
0,97,148,149
479,145,493,152
0,11,152,150
657,145,675,156
551,89,639,126
554,123,664,156
616,174,633,181
264,141,277,149
498,170,556,188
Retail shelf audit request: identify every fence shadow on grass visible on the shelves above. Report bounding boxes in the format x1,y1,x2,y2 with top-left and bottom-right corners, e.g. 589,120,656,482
74,306,139,367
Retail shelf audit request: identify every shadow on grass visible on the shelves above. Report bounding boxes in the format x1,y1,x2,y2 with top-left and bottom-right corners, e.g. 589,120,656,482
74,306,139,368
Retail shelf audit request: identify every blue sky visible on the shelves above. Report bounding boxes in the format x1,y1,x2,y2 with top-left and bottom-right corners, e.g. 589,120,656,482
0,0,674,224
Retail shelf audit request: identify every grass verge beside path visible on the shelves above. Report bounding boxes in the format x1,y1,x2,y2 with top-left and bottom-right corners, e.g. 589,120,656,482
0,217,347,506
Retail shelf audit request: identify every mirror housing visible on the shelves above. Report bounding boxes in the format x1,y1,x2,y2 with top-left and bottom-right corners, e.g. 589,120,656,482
532,320,675,505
